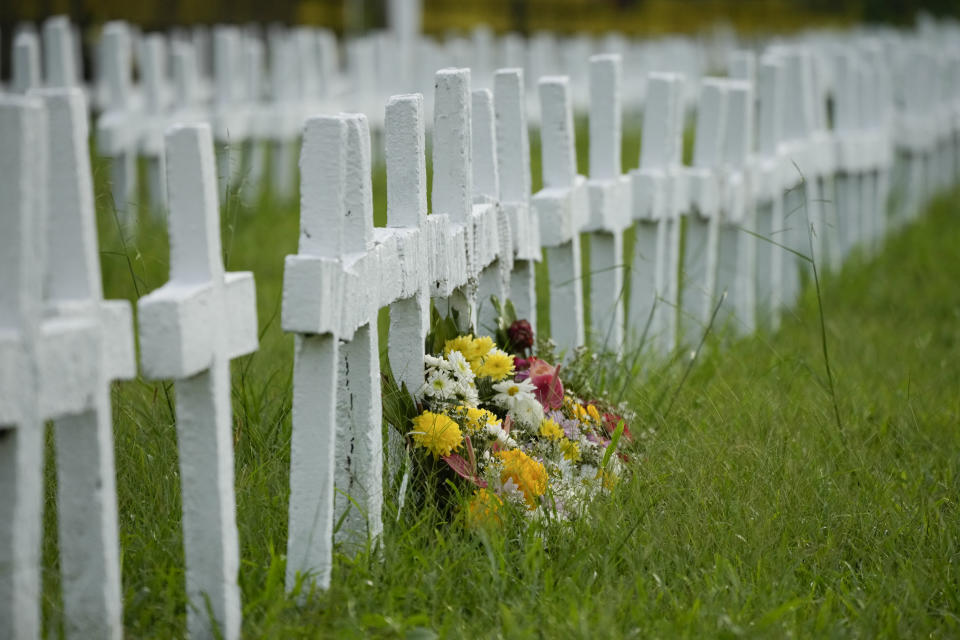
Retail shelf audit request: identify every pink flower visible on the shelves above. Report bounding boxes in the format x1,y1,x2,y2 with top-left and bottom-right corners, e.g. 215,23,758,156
526,358,564,410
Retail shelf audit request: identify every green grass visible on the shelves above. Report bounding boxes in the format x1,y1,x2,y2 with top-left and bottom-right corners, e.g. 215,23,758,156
38,135,960,638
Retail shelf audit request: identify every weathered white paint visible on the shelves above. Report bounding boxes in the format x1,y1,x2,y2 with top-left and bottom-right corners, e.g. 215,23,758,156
96,22,138,227
584,54,630,352
533,76,587,354
716,80,756,334
43,16,77,88
431,68,475,331
681,78,727,343
33,88,136,640
137,123,258,640
283,116,347,593
753,54,787,331
495,69,540,329
0,94,48,640
629,72,686,353
12,31,41,94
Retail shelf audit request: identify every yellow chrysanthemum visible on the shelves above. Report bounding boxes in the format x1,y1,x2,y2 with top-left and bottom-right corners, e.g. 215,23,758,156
561,439,581,462
411,411,463,458
471,335,495,358
466,488,503,529
495,449,548,508
458,406,499,433
444,335,477,360
538,418,564,441
475,350,515,381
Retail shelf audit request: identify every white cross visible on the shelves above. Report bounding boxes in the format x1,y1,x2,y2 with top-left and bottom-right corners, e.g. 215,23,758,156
139,33,171,213
283,113,385,592
681,78,728,344
42,16,78,88
629,71,686,354
532,75,588,355
12,30,41,94
832,48,867,263
715,79,757,335
584,54,631,353
495,68,541,329
266,27,302,201
95,22,139,228
0,94,48,640
212,26,252,193
137,123,258,640
430,68,474,331
473,87,514,335
752,53,788,331
31,88,137,640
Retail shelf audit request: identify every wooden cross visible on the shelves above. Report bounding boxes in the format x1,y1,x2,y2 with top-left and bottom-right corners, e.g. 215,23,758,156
629,71,686,354
584,54,631,352
532,75,588,355
137,123,258,640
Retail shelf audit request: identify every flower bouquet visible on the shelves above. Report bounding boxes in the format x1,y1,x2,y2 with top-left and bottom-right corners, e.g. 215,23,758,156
383,300,635,527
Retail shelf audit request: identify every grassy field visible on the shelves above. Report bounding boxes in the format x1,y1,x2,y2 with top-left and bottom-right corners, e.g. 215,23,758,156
37,130,960,638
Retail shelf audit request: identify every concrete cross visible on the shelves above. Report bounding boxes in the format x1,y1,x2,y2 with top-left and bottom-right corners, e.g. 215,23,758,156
381,94,431,481
751,54,788,331
95,21,139,229
430,68,473,331
583,54,631,352
241,35,268,204
139,33,170,212
779,47,827,306
212,26,250,193
283,113,385,592
33,88,136,640
495,68,541,329
715,80,757,335
43,16,78,88
266,27,301,201
532,75,588,355
472,88,514,335
12,30,41,94
0,94,48,640
137,123,258,640
629,72,687,354
681,78,728,344
832,48,866,262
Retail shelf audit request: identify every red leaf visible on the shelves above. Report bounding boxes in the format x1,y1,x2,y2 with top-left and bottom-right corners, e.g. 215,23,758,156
442,454,487,488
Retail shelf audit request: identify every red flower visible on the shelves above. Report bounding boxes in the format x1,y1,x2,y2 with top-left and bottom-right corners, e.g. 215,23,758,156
602,412,632,442
507,319,534,351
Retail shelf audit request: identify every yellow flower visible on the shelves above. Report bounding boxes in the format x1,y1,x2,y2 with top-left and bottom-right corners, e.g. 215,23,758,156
466,488,503,529
458,406,498,433
476,349,515,381
595,468,618,490
496,449,548,508
586,404,601,423
444,335,477,360
538,418,564,441
471,336,495,358
561,439,581,462
411,411,462,458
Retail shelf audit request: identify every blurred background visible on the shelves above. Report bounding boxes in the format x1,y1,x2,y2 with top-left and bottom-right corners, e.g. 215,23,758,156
4,0,960,36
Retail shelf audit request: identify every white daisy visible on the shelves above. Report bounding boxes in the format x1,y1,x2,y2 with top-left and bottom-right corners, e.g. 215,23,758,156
446,350,475,382
491,378,537,410
423,369,456,399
